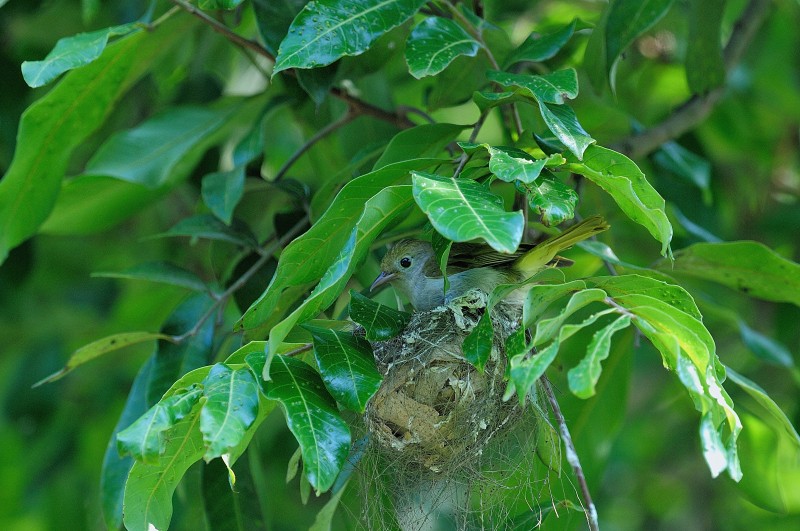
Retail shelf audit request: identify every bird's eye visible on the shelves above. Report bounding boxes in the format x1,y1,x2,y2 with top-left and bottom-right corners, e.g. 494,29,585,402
400,257,412,268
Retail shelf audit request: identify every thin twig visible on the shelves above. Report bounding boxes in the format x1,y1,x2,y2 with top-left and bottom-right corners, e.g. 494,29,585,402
611,0,771,158
274,110,357,182
540,376,600,531
171,216,310,342
283,343,313,357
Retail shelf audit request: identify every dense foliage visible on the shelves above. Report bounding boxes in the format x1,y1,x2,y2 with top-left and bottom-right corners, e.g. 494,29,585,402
1,0,799,529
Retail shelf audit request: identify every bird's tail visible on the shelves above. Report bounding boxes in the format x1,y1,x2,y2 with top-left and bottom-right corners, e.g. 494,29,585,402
514,216,609,276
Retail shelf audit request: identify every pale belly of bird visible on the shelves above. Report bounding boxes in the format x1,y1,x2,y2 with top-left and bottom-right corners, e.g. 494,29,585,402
412,267,525,311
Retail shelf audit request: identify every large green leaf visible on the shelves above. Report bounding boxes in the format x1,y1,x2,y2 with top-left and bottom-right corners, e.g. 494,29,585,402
201,167,246,225
504,20,578,66
538,101,595,159
686,0,725,94
462,310,493,371
566,145,672,256
259,355,351,493
520,173,578,226
85,103,245,189
303,325,383,413
116,386,204,464
567,315,632,398
21,22,138,87
373,123,465,169
122,409,206,531
273,0,427,73
487,69,579,105
412,171,523,253
348,290,411,341
405,17,481,79
93,261,207,292
200,364,260,460
663,241,800,306
0,16,191,263
263,185,415,375
240,160,437,332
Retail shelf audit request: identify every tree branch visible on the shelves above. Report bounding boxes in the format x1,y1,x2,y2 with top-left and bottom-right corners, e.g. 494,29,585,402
611,0,771,159
541,376,600,531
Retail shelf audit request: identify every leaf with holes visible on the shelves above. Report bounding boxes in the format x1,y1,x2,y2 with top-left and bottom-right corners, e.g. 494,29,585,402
273,0,427,73
348,290,411,341
405,17,481,78
412,171,523,253
200,364,260,460
303,324,383,413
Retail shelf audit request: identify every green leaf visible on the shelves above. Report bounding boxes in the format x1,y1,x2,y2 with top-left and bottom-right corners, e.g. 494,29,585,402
348,290,411,341
33,331,173,387
239,160,437,333
158,214,259,248
605,0,675,91
198,0,245,9
523,279,588,327
93,261,207,292
200,364,260,460
504,20,577,66
738,322,794,367
487,68,579,105
566,145,672,256
405,17,481,79
462,310,494,371
201,167,246,225
567,315,632,398
0,16,191,264
264,186,415,374
260,355,351,493
471,91,531,114
685,0,725,94
252,0,307,55
373,123,466,170
202,457,265,531
520,174,578,226
652,141,712,204
508,341,560,404
309,479,349,531
85,104,245,189
303,325,383,413
726,368,800,513
412,171,523,253
538,101,595,159
116,385,204,464
296,64,339,105
663,241,800,306
532,289,609,346
21,23,138,87
484,146,548,184
122,409,206,531
273,0,427,73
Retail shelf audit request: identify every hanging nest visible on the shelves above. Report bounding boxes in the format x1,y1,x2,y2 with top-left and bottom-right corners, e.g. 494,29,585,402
365,289,526,473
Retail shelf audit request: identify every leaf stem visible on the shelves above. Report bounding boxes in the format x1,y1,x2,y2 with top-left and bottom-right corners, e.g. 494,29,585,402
540,376,600,531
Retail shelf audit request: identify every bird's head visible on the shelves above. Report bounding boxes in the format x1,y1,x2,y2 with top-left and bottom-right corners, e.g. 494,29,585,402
370,239,434,295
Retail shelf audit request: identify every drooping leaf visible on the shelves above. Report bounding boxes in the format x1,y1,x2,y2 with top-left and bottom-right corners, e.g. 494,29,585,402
348,290,411,341
427,53,492,110
273,0,428,73
532,288,609,346
504,20,578,66
520,173,579,226
0,16,191,264
568,314,632,398
116,385,204,464
685,0,725,94
652,141,712,204
122,409,206,531
201,167,246,225
309,479,349,531
663,241,800,306
303,325,383,412
21,22,138,87
296,64,339,105
34,332,173,387
507,341,560,404
202,456,265,531
566,145,672,256
487,68,579,105
430,228,453,292
240,159,439,332
412,171,523,253
85,103,247,189
258,355,351,493
523,279,588,327
462,309,494,371
158,214,259,248
93,261,207,292
538,101,595,160
405,17,481,79
200,364,260,460
738,322,794,367
373,123,466,170
252,0,308,55
263,186,415,376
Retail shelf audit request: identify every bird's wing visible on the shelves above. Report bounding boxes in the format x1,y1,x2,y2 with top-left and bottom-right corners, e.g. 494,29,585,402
447,242,534,269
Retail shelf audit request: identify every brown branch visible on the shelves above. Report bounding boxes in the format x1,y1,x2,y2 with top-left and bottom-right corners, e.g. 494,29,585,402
611,0,772,159
541,376,600,531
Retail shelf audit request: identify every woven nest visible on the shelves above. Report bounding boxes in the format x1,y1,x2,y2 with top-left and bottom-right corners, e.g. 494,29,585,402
365,290,523,473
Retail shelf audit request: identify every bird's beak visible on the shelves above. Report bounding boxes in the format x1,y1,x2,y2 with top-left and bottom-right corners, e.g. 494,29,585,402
370,271,397,292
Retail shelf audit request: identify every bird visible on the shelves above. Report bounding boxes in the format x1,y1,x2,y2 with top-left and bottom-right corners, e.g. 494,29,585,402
370,216,609,311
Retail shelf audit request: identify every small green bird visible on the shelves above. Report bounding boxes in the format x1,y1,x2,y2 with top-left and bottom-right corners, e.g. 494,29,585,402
371,216,609,311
